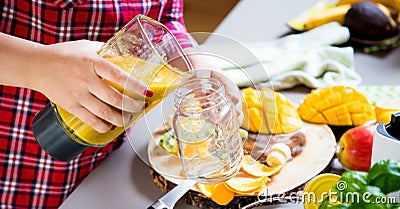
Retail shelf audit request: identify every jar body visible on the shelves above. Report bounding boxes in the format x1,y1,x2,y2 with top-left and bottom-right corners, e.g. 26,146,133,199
32,15,193,161
173,78,243,183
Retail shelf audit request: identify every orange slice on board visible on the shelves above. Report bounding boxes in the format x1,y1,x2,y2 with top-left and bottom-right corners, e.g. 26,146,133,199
224,171,270,194
197,183,217,198
210,183,235,206
242,155,284,177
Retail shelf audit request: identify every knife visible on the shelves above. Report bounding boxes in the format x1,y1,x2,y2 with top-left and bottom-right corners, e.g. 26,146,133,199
147,179,197,209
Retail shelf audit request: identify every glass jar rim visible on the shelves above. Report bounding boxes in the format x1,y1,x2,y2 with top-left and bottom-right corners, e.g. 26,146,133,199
173,77,227,112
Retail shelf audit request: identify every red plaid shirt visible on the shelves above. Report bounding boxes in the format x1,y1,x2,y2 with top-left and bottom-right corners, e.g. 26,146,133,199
0,0,191,208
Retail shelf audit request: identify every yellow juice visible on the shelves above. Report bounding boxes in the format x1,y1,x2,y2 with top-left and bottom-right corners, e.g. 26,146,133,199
56,56,184,146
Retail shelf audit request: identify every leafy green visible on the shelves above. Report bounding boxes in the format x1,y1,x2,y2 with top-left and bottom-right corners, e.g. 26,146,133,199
334,170,368,202
319,197,331,209
348,185,390,209
367,160,400,194
319,197,350,209
330,204,350,209
318,160,400,209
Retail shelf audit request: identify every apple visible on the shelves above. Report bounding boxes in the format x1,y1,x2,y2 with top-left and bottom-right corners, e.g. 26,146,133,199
338,125,375,172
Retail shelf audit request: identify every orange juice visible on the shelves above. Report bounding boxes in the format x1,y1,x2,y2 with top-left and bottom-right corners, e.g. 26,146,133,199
56,56,186,145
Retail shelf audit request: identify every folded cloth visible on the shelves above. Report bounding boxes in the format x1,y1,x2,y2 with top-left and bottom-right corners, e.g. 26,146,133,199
358,85,400,105
200,22,361,90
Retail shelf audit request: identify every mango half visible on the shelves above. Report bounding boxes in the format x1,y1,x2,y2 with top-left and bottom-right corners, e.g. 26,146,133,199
298,86,376,126
241,87,303,134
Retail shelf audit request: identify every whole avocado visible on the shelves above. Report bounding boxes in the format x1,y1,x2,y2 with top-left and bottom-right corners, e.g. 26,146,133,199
344,1,399,41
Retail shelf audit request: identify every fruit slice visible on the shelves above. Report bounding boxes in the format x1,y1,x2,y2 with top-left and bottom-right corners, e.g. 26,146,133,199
225,171,270,194
241,87,303,134
197,183,217,198
181,140,210,158
266,151,287,167
261,88,304,134
241,155,284,177
375,102,400,124
210,183,235,206
298,86,375,126
269,143,292,161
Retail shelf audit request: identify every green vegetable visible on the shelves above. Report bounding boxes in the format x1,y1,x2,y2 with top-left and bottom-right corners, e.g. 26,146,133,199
334,170,368,200
318,160,400,209
320,198,350,209
330,204,350,209
319,197,331,209
367,159,400,194
348,185,390,209
392,202,400,209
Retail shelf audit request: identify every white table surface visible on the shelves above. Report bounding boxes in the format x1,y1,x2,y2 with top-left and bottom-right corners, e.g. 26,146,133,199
60,0,400,208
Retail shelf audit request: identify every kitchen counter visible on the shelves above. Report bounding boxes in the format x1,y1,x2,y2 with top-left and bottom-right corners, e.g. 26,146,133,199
60,0,400,208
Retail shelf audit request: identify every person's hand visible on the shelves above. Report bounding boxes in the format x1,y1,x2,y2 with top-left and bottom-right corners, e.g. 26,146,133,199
196,69,243,123
29,40,151,133
182,48,243,123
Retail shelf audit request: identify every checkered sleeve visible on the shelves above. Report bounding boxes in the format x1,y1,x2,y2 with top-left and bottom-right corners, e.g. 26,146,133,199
161,0,198,48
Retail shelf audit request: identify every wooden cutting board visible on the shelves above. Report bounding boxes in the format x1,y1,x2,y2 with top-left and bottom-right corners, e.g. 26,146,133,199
147,122,336,209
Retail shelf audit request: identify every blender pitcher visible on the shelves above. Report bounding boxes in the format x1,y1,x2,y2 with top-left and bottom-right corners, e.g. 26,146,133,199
32,15,194,162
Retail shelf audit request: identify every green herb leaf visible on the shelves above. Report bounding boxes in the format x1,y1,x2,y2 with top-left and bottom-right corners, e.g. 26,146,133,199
330,204,350,209
334,170,368,201
367,160,400,194
347,185,390,209
319,197,331,209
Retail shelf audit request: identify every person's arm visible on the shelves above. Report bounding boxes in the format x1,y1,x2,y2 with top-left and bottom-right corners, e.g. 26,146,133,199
161,0,197,48
0,33,42,88
0,33,149,133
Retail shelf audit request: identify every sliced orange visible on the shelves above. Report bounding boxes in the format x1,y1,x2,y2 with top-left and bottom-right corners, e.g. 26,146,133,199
210,183,235,206
225,183,267,196
181,140,210,159
197,183,217,198
224,171,270,193
242,155,284,177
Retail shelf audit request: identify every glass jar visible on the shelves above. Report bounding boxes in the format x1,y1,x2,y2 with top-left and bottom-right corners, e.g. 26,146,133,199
32,15,194,161
172,78,243,183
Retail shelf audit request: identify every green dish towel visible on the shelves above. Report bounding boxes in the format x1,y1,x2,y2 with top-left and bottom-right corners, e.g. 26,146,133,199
200,22,361,90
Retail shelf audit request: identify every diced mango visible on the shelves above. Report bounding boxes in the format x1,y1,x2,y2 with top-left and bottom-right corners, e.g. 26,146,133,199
298,86,376,126
311,113,328,124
